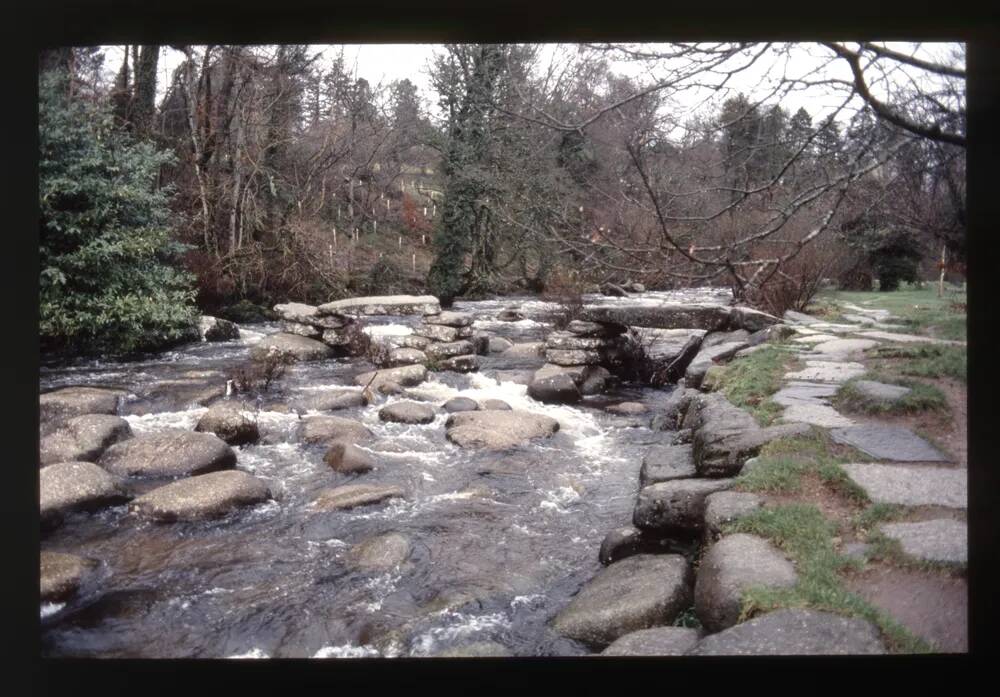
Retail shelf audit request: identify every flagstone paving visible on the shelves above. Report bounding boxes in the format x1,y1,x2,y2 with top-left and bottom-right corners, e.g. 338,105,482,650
840,464,966,508
878,519,967,565
830,425,951,462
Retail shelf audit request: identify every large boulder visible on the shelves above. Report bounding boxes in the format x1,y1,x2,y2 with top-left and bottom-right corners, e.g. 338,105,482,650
39,386,126,425
39,414,132,465
551,554,692,647
195,401,260,446
301,416,373,445
318,295,441,317
198,315,240,342
688,608,885,655
527,372,581,405
684,341,750,388
703,492,764,540
323,442,376,474
249,333,334,363
40,551,98,602
600,627,702,656
99,431,237,478
40,461,130,527
630,328,707,363
312,484,405,511
345,533,411,572
445,410,559,450
354,364,428,391
379,401,436,425
443,396,479,413
633,478,735,535
129,470,271,522
694,533,798,632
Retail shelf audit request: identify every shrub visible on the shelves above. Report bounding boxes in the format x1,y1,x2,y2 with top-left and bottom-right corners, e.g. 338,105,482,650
39,69,198,356
542,270,586,330
228,353,290,395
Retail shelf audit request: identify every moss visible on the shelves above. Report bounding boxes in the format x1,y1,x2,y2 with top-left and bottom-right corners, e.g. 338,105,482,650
717,344,800,426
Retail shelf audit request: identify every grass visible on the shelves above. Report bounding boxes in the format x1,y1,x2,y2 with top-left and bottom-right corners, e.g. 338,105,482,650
866,344,966,383
864,530,967,575
814,285,967,342
717,343,801,426
834,374,949,415
723,504,933,653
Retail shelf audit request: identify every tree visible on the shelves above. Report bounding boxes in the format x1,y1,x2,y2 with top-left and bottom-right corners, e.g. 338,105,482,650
39,69,197,355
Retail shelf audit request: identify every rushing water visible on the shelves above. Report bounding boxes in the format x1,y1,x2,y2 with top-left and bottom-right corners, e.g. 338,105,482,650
40,289,731,658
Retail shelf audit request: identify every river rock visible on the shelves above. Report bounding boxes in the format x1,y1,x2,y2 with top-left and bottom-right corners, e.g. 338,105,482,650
195,401,260,446
639,444,696,486
379,401,436,425
878,519,967,565
301,416,373,445
346,533,411,572
597,526,671,566
292,389,367,413
631,328,707,362
318,295,441,317
439,354,479,373
600,627,702,656
545,332,609,350
694,533,798,632
313,484,405,511
393,334,432,351
414,323,472,343
39,414,132,465
551,554,692,647
198,315,240,342
840,463,966,508
40,386,126,425
423,311,473,327
503,342,546,359
527,372,581,404
443,397,479,413
479,399,512,411
99,430,236,478
280,321,323,338
703,492,764,540
633,478,736,534
688,608,885,655
600,282,630,297
250,333,334,362
40,461,130,527
434,642,513,657
489,337,514,353
684,341,750,388
425,340,474,360
471,333,490,356
545,348,603,366
830,425,950,462
695,422,811,478
566,320,626,338
650,387,698,432
323,442,376,474
40,551,98,602
445,410,559,450
275,302,347,327
606,402,647,416
355,364,428,390
129,470,271,522
320,328,352,346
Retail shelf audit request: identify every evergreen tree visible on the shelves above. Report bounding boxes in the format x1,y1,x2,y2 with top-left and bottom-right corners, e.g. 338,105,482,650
39,69,198,356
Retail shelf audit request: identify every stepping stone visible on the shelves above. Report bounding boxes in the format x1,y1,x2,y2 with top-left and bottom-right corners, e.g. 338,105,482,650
856,330,965,346
784,361,866,384
639,444,696,486
830,425,950,462
40,461,130,527
312,484,405,511
551,554,692,647
879,519,967,565
39,414,133,465
633,478,736,534
301,415,374,445
442,396,479,413
780,403,855,428
378,401,436,425
445,410,559,450
99,430,237,478
195,401,260,445
129,470,271,521
39,386,126,425
600,627,702,656
40,551,98,602
809,338,879,357
323,442,376,474
772,382,838,407
688,608,885,655
841,464,966,508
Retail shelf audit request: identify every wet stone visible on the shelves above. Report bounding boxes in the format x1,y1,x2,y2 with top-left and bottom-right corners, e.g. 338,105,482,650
703,492,764,540
445,409,559,450
639,444,696,487
688,608,885,656
479,399,512,411
379,401,436,425
422,310,474,327
99,430,237,478
41,551,98,602
355,364,428,391
323,442,376,474
600,627,702,656
830,425,950,462
633,478,736,534
39,386,126,425
129,470,271,522
250,333,334,362
292,389,367,413
39,414,133,465
694,533,798,632
878,519,967,565
195,401,260,446
528,372,581,405
606,402,648,416
840,463,966,508
313,484,405,511
442,396,479,413
551,554,692,647
40,461,130,527
346,533,411,572
301,416,374,445
198,315,240,341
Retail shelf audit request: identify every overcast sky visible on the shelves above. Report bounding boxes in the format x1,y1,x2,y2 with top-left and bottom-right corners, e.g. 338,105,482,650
101,42,963,131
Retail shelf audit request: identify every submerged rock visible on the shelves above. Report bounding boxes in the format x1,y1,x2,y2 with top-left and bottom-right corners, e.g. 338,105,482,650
130,470,271,522
445,410,559,450
195,401,260,446
292,389,367,413
312,484,405,511
40,551,98,602
346,533,411,572
39,414,133,465
551,554,692,647
40,461,130,527
99,430,237,478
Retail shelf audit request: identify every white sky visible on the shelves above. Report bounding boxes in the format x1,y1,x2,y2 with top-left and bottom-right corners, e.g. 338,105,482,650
100,42,963,133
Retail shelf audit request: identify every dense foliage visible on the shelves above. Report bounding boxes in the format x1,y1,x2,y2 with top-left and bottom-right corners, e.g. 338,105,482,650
39,70,197,356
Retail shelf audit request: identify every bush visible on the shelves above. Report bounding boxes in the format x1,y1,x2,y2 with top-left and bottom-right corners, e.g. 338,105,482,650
39,69,198,356
541,270,586,330
228,353,290,395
